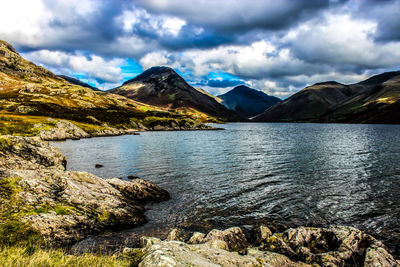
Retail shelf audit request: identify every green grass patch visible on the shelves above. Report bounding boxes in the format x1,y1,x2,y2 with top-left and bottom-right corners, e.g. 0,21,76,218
0,177,43,248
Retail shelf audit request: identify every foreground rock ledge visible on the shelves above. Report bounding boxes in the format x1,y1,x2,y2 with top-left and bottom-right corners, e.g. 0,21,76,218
0,135,169,246
129,226,400,267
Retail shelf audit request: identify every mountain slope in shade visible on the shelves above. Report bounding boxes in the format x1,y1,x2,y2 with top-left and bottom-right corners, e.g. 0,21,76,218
57,75,100,91
253,71,400,124
217,85,280,118
109,66,242,121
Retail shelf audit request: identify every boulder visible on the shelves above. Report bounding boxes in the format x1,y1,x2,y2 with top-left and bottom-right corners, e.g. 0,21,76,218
0,136,169,246
260,225,399,266
39,119,91,141
136,237,310,267
203,227,250,252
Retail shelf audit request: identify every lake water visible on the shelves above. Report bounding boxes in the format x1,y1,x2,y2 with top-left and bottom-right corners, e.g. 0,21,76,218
53,123,400,249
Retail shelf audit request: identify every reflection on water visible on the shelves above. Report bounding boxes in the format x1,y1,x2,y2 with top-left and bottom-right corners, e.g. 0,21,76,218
53,123,400,248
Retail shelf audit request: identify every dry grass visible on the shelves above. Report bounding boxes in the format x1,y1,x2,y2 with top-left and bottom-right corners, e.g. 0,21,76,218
0,247,131,267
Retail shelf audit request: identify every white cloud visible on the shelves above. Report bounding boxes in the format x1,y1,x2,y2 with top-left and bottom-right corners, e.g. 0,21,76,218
139,51,170,69
23,50,125,83
118,8,186,37
286,13,400,68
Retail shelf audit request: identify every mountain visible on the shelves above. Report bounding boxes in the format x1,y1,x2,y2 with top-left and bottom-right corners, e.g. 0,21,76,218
109,66,241,121
253,71,400,124
217,85,280,118
0,40,213,135
57,75,100,91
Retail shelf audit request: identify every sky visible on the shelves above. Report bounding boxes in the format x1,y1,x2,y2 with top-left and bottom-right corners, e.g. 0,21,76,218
0,0,399,98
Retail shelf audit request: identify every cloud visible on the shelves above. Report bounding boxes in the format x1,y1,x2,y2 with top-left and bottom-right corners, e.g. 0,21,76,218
350,0,400,42
24,50,125,83
286,13,400,70
0,0,399,96
134,0,334,32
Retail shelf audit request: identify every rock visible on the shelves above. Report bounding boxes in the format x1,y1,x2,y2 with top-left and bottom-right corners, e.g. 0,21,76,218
95,164,104,168
0,136,169,246
15,105,38,114
203,227,250,252
133,226,399,266
252,225,273,245
108,177,169,202
166,228,188,242
138,237,258,267
188,232,206,244
260,225,399,267
137,237,309,267
0,135,66,170
36,119,140,141
39,120,91,141
364,246,400,267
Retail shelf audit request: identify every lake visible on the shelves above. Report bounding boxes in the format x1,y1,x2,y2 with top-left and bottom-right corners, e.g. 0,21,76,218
52,123,400,249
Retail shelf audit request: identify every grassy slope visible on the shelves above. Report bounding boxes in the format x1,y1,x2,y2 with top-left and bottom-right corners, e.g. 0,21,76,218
322,74,400,123
254,82,352,122
0,40,214,135
254,73,400,123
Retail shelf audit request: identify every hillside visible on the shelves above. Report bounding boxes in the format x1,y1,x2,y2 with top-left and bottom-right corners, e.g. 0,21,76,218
109,66,241,122
217,85,280,118
253,72,400,124
57,75,100,91
0,40,214,137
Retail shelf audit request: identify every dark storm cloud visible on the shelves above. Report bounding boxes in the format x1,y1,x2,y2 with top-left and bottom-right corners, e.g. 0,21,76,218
351,0,400,42
134,0,341,32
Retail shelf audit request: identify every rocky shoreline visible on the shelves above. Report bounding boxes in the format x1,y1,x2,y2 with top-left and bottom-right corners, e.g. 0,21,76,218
36,118,220,141
127,226,400,266
0,135,399,266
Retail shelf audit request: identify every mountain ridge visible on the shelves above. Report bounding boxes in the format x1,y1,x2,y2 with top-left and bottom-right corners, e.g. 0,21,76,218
253,71,400,124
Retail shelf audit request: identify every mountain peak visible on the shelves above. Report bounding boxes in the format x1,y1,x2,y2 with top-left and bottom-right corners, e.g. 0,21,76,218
123,66,179,86
218,85,280,118
312,81,342,86
232,85,251,91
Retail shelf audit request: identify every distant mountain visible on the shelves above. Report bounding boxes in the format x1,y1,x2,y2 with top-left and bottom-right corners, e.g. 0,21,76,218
217,85,280,118
57,75,100,91
253,71,400,124
109,66,241,121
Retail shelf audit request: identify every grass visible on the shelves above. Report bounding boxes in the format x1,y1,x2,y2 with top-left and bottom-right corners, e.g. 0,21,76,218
0,114,57,136
0,246,131,267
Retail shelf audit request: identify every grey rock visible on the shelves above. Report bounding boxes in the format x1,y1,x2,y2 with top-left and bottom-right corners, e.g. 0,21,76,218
0,135,169,246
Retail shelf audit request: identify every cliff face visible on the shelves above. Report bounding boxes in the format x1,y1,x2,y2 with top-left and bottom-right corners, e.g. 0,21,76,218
0,135,169,246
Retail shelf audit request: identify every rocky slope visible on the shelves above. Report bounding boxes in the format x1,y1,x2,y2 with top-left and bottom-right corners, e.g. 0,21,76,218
109,66,242,122
0,40,214,137
218,85,281,118
124,226,399,266
0,135,169,246
254,71,400,123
